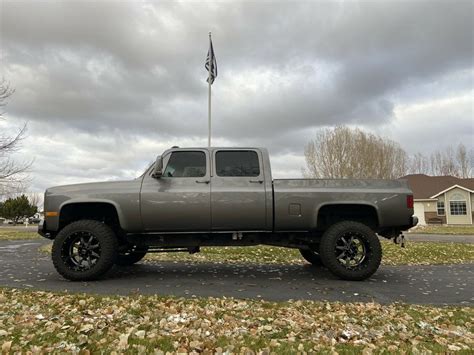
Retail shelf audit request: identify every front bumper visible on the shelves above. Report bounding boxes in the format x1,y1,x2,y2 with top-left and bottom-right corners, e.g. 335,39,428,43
38,220,53,239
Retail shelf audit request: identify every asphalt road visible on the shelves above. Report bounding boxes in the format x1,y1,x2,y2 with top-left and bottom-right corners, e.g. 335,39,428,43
0,239,472,305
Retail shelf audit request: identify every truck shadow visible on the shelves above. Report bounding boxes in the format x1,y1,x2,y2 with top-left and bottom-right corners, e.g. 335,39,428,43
86,261,371,301
110,261,339,281
92,261,392,301
90,262,470,305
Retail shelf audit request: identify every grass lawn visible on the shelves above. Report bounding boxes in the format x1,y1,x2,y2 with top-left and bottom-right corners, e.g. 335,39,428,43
0,229,40,241
38,240,474,266
0,288,472,354
409,225,474,235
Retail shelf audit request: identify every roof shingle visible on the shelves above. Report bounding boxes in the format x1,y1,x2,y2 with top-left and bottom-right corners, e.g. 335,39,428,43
400,174,474,199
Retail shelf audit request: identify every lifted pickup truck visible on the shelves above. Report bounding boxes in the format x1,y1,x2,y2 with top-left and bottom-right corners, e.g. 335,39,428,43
40,147,417,281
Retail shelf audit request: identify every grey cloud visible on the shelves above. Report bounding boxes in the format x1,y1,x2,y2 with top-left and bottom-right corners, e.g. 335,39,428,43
0,1,473,192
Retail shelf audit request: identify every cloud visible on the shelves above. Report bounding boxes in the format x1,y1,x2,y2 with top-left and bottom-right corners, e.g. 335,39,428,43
389,92,474,154
0,0,472,192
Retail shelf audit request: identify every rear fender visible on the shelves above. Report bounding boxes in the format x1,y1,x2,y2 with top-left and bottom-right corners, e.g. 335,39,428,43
313,202,380,230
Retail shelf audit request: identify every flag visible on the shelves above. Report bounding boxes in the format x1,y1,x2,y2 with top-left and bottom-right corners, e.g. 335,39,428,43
205,38,217,84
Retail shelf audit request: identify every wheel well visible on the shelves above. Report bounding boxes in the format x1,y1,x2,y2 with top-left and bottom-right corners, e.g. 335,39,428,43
317,204,379,230
59,203,120,232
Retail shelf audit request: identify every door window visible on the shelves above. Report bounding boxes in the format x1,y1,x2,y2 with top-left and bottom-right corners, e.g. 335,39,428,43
163,151,206,177
216,151,260,177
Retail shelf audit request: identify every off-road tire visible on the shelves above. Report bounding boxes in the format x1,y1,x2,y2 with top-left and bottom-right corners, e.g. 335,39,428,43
115,249,147,266
319,221,382,281
299,248,322,266
52,220,118,281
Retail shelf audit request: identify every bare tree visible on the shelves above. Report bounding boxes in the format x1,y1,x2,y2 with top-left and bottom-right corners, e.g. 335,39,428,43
0,80,30,196
0,80,15,112
303,126,409,179
409,143,473,178
429,147,457,176
409,152,430,175
456,143,471,178
25,192,43,212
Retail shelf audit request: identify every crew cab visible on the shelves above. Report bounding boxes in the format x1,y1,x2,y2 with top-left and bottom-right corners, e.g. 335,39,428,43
39,147,417,281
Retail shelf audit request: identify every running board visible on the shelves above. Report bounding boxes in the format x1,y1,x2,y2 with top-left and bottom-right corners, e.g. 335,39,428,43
146,246,200,254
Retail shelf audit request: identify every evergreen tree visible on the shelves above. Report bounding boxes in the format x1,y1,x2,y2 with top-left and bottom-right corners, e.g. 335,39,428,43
0,195,37,224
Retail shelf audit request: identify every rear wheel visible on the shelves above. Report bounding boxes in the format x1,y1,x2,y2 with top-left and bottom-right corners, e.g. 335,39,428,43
299,248,322,266
319,221,381,281
52,220,118,281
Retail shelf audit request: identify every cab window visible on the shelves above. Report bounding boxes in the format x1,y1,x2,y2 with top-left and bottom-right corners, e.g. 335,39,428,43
163,151,206,177
216,151,260,177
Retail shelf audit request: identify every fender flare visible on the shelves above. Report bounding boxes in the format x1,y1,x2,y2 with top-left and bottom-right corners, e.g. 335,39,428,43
312,201,381,229
58,198,126,228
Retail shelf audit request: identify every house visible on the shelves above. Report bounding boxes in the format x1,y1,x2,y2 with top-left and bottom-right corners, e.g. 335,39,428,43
401,174,474,225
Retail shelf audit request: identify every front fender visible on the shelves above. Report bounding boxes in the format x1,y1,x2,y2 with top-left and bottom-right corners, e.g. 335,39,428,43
45,198,139,232
60,198,126,226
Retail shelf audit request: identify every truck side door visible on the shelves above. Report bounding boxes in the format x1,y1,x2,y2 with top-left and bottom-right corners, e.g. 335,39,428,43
140,150,211,232
211,149,268,230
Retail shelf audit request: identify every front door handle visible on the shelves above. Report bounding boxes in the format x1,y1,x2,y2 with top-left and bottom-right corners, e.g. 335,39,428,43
249,179,264,184
195,180,210,184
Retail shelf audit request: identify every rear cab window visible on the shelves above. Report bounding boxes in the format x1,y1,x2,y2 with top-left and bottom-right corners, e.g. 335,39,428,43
215,150,260,177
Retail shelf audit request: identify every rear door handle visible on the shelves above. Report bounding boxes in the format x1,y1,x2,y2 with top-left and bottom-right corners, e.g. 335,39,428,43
195,180,210,184
249,179,264,184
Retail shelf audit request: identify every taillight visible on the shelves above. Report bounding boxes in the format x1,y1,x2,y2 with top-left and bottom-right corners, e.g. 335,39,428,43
407,195,414,209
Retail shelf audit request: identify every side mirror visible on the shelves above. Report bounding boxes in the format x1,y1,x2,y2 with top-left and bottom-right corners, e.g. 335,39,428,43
152,156,163,178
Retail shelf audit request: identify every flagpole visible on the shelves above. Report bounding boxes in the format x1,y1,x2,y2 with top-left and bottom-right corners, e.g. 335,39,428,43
208,32,212,147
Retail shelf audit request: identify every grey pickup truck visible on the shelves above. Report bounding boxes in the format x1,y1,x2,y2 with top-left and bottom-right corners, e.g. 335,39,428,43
39,147,417,281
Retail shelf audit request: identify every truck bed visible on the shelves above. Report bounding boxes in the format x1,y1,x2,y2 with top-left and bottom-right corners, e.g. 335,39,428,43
273,178,412,231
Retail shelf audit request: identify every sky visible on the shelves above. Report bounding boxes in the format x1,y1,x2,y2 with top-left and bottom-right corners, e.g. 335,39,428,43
0,0,473,195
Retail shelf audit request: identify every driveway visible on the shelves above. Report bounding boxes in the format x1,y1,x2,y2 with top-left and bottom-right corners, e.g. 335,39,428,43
0,239,472,305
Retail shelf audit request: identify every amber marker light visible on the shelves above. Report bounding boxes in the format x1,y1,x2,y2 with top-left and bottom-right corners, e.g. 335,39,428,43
45,212,59,217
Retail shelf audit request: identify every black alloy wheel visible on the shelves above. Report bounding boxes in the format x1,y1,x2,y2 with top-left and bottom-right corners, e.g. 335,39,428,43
319,221,382,281
334,232,367,269
62,231,102,271
52,220,118,281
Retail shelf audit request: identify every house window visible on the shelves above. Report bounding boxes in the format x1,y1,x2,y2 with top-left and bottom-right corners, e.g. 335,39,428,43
449,201,467,215
437,201,445,216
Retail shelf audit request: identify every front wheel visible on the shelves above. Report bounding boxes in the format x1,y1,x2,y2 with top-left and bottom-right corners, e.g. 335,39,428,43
52,220,118,281
319,221,382,281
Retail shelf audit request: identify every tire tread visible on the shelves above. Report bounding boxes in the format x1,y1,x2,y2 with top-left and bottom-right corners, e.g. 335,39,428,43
52,220,118,281
319,221,382,281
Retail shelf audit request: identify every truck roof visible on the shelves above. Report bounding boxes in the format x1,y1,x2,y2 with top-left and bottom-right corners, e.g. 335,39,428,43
169,147,267,151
